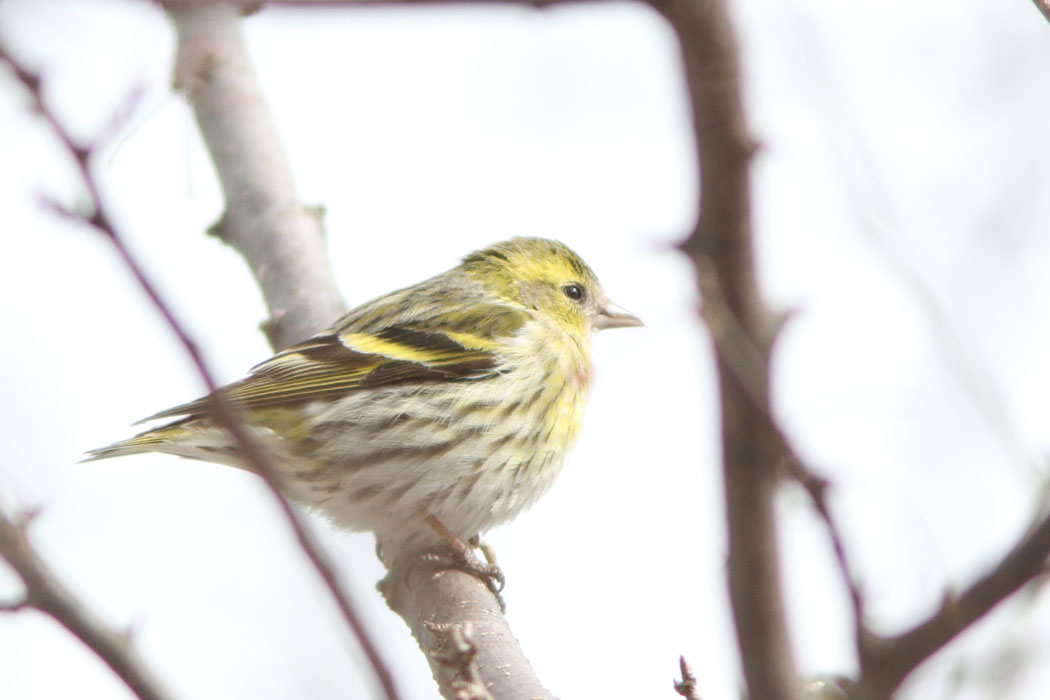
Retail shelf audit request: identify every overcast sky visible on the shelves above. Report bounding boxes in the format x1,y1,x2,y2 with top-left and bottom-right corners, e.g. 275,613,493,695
3,1,1050,699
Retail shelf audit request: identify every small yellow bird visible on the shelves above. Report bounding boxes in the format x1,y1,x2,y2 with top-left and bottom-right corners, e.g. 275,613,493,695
88,238,640,557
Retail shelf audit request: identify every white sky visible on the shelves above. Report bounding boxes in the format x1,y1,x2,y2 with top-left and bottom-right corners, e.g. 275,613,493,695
2,0,1050,698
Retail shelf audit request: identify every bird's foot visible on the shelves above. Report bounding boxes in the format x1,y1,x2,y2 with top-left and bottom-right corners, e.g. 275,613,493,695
422,516,506,610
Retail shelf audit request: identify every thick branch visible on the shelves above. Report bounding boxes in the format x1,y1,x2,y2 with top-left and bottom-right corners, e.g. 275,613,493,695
0,509,173,700
167,0,344,350
380,551,555,700
648,0,798,698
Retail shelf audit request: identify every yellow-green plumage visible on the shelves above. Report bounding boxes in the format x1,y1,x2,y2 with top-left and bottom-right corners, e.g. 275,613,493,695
87,238,640,550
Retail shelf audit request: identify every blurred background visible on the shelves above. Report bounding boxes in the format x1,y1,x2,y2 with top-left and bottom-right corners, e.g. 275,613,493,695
2,0,1050,698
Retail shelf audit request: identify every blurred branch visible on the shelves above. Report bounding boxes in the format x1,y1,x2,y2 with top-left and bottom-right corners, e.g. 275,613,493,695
0,38,400,700
780,456,867,658
0,508,174,700
263,0,578,6
1032,0,1050,25
646,0,798,697
768,0,1040,482
856,508,1050,698
166,0,344,352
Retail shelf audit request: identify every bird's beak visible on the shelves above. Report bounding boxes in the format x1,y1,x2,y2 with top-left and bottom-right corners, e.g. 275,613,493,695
593,301,643,330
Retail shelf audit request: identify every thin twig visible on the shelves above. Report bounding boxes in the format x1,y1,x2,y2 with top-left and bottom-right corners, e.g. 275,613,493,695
0,508,174,700
673,655,702,700
780,455,867,656
0,43,402,700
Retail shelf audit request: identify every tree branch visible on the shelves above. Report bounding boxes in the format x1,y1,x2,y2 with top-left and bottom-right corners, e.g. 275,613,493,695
0,508,174,700
1031,0,1050,26
673,655,702,700
0,37,401,700
646,0,798,697
780,456,868,660
166,0,344,352
379,551,555,700
857,507,1050,698
425,621,496,700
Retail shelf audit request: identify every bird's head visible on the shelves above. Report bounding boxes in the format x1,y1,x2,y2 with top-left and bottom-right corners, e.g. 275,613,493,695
462,237,642,337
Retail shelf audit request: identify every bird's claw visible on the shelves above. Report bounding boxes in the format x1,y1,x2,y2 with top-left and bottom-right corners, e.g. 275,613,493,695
422,545,506,596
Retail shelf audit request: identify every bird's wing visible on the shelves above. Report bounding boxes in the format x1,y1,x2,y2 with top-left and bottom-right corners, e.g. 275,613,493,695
141,305,529,421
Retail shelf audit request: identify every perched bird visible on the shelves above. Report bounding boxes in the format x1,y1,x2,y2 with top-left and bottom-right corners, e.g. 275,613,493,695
87,238,640,558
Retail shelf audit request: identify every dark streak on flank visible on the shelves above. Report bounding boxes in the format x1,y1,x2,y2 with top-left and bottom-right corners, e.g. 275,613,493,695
350,440,459,471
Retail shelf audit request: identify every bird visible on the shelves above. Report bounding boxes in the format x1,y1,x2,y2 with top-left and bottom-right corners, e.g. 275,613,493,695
86,237,641,563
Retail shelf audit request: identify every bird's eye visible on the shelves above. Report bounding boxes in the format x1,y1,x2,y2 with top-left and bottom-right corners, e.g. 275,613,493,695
562,283,585,301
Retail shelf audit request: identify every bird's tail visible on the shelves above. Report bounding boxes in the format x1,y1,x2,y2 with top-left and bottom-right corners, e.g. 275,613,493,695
81,418,238,466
